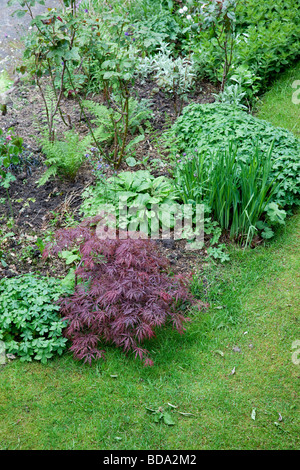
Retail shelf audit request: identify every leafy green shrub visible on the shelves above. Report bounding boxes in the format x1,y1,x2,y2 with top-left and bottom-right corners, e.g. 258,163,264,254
188,0,300,97
81,169,178,235
125,0,181,53
235,0,300,83
164,103,300,209
0,274,72,363
234,16,300,91
194,0,239,92
74,11,144,167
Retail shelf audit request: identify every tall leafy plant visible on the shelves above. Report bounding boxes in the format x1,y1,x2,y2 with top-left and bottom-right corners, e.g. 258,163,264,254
0,128,23,225
174,142,283,246
9,0,106,159
196,0,239,91
9,0,80,141
82,97,152,158
82,12,140,167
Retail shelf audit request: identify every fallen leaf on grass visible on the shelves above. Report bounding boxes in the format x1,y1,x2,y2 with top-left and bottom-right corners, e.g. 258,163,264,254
145,407,157,413
146,404,195,426
162,412,175,426
214,350,224,357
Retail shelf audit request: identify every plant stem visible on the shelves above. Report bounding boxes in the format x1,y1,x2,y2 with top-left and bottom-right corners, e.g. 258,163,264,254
65,64,109,161
5,188,15,230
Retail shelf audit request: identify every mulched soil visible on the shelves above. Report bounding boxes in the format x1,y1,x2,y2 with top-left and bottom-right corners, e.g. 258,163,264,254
0,76,218,280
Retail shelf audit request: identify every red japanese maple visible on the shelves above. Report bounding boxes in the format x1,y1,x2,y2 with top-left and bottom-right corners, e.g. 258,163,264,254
44,216,195,366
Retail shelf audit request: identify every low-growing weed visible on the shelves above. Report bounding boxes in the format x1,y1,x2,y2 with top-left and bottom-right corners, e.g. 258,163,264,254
0,274,72,363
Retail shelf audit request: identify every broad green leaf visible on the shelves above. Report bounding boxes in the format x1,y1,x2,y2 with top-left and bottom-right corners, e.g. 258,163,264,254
163,412,175,426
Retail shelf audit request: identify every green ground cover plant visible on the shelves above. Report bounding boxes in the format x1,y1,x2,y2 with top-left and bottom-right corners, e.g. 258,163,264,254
0,274,71,363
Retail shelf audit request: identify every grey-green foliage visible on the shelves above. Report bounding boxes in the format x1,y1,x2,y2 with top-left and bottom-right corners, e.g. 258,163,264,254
0,274,72,363
135,43,196,95
38,129,91,186
213,83,247,110
163,103,300,209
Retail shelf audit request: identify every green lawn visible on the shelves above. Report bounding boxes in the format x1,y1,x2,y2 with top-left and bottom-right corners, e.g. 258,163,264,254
256,60,300,137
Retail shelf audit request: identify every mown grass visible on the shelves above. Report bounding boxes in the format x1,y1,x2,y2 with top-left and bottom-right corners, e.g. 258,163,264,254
0,210,299,450
256,60,300,137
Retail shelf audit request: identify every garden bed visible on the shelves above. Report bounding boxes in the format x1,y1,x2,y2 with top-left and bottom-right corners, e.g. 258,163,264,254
0,0,299,451
0,0,299,369
0,75,217,279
